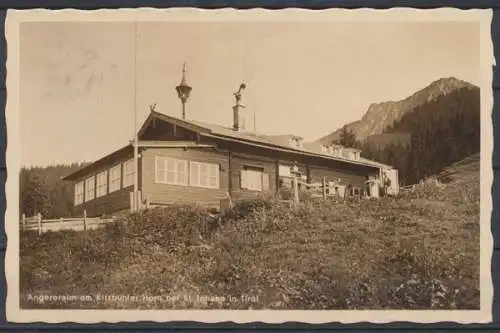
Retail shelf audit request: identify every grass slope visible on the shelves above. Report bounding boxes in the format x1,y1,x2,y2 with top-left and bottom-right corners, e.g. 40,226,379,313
20,156,480,310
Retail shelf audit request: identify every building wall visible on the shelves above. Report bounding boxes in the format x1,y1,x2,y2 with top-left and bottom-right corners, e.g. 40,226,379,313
307,164,372,188
230,152,277,201
208,138,382,201
72,152,134,217
70,137,384,216
140,147,282,206
140,147,230,209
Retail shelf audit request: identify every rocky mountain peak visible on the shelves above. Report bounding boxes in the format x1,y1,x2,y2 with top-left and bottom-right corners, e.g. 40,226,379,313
318,77,478,144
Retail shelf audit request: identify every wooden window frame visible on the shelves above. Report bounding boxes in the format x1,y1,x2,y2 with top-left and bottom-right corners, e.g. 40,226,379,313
155,156,188,186
278,164,291,177
109,164,122,193
75,181,84,205
241,166,269,192
96,170,108,198
84,176,95,202
122,159,134,188
189,161,220,189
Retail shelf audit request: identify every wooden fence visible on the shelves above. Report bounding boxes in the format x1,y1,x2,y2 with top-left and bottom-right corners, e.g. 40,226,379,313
290,176,361,205
20,210,118,235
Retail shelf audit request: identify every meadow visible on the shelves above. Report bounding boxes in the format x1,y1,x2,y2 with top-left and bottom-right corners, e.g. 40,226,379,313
19,155,480,310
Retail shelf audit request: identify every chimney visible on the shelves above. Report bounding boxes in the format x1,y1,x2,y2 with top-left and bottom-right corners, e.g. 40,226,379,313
233,83,246,131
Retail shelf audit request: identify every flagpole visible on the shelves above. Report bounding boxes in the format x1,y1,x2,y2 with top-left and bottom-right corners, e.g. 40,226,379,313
133,21,139,211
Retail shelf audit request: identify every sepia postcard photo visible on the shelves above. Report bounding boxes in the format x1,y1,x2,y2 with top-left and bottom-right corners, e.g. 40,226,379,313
4,8,495,324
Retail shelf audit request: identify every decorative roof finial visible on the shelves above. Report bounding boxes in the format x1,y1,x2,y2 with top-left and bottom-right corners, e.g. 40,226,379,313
149,103,157,113
180,62,187,85
176,62,192,119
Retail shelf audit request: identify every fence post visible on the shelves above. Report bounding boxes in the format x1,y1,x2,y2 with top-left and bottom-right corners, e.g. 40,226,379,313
129,192,135,213
21,214,25,231
292,175,299,205
322,177,327,200
83,209,87,231
37,212,42,235
137,190,142,211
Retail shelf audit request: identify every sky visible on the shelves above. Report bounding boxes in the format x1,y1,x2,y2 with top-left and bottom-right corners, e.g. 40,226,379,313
19,20,480,167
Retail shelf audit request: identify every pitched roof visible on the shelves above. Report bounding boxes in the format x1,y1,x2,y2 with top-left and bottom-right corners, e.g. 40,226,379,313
64,111,394,181
145,111,393,169
143,111,289,147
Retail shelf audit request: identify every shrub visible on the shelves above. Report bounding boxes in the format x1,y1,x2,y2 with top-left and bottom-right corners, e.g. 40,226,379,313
225,194,276,220
277,187,314,202
20,175,480,310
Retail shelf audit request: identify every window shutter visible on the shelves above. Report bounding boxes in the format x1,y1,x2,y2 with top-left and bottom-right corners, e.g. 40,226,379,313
200,163,208,187
155,157,162,183
178,160,188,185
240,169,247,189
190,162,199,187
262,173,269,191
215,165,220,188
211,164,220,188
75,182,80,204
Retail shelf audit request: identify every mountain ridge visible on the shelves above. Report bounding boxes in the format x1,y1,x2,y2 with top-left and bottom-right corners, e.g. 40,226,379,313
318,77,478,144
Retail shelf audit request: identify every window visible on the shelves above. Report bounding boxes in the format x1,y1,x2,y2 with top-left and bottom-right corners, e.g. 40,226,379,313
241,167,269,191
190,161,220,189
123,159,134,188
85,176,95,202
321,145,328,154
155,156,188,185
109,164,121,193
278,165,291,177
75,181,84,205
96,170,108,197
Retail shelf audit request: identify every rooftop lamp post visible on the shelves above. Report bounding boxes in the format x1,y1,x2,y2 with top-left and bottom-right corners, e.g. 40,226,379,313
176,63,192,120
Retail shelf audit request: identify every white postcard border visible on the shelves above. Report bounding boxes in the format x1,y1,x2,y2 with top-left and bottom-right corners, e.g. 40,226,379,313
4,7,495,324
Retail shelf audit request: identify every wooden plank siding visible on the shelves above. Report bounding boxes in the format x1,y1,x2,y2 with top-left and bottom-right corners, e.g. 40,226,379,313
140,119,197,142
230,152,277,201
72,150,134,217
69,140,382,215
72,189,131,218
67,118,384,216
140,147,230,209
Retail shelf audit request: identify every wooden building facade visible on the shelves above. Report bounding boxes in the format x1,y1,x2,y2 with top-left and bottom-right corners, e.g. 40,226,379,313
63,111,399,217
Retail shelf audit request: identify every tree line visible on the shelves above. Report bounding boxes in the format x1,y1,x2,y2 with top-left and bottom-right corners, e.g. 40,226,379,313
20,86,479,217
335,86,480,186
20,163,87,218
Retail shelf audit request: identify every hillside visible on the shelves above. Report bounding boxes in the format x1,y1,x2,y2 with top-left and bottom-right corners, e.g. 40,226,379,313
438,153,480,185
20,154,479,310
401,153,479,202
356,84,480,185
361,133,411,150
319,77,477,144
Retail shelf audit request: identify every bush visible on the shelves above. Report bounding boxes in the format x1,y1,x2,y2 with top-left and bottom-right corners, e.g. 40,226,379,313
20,174,479,310
225,194,276,220
277,187,314,202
